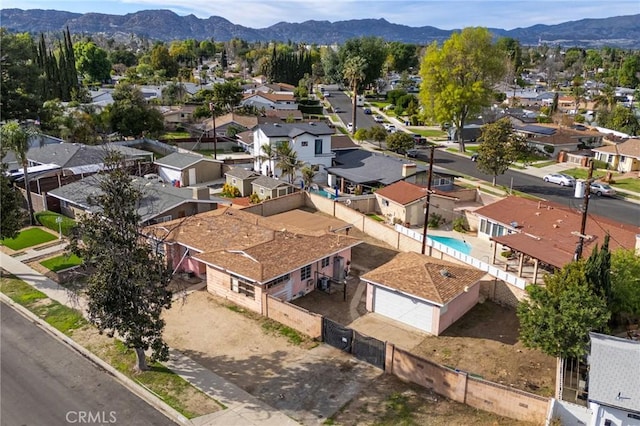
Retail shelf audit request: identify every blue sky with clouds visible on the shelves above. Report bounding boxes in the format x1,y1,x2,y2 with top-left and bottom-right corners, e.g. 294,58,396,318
2,1,638,29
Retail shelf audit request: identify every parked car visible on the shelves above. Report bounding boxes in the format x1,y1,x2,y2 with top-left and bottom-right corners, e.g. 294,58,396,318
323,92,331,97
590,182,616,197
406,149,419,158
543,173,576,187
333,106,343,113
363,108,372,115
470,153,479,162
383,124,397,133
373,115,384,123
347,122,354,132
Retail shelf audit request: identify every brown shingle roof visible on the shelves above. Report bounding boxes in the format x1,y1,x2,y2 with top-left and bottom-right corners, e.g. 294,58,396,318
194,232,360,282
592,138,640,158
361,252,486,305
475,196,639,268
331,135,359,150
375,180,427,205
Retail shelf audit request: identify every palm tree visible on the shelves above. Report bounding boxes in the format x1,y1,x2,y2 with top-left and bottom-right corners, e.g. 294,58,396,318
257,143,278,177
342,56,367,135
300,165,317,190
1,121,41,225
593,85,616,112
275,141,304,184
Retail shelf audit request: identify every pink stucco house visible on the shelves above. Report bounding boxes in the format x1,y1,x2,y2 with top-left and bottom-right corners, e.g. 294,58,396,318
145,208,361,313
361,252,486,335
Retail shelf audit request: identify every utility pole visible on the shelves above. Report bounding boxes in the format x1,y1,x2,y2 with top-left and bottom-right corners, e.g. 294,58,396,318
421,145,436,255
574,160,594,261
209,102,217,160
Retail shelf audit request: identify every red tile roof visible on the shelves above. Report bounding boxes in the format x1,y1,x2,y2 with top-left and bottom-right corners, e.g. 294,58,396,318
475,196,639,268
375,180,427,205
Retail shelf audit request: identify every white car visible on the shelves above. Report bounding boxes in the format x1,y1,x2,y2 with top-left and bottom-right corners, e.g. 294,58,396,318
383,123,397,133
347,122,354,132
373,115,384,123
590,182,616,197
543,173,575,187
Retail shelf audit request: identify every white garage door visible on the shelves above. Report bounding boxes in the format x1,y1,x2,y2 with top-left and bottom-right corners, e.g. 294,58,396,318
374,286,434,333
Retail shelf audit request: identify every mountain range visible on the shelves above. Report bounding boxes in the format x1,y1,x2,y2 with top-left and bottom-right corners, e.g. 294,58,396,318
1,8,639,48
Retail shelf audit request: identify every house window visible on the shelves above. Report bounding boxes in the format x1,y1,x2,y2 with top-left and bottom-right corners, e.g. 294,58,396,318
480,219,488,234
232,178,237,184
321,257,330,268
383,200,390,206
491,223,505,237
301,141,308,147
628,414,640,421
300,265,311,280
230,275,255,299
60,200,68,208
315,139,323,155
265,273,290,289
260,188,265,195
620,155,626,162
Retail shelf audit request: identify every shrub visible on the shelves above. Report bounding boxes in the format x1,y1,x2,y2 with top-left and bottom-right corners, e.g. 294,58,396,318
221,183,241,198
35,211,76,236
428,213,444,229
452,217,467,233
592,159,609,170
543,145,555,154
248,193,261,204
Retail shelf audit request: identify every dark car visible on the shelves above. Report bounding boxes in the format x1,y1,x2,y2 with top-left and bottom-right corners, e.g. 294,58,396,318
363,108,372,114
470,153,479,162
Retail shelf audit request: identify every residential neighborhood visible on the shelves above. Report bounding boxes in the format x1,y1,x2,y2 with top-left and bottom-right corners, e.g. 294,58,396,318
1,6,640,426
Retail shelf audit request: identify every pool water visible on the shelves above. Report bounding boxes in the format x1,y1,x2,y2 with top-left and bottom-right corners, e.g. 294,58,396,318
429,235,471,255
311,189,337,199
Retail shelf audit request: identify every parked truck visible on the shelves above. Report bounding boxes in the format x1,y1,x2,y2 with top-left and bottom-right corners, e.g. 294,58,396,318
356,95,365,107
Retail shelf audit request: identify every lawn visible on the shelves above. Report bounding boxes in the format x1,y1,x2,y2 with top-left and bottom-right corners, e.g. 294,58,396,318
408,128,448,138
159,131,190,140
611,177,640,193
35,211,76,236
1,227,58,250
40,254,83,272
563,168,608,180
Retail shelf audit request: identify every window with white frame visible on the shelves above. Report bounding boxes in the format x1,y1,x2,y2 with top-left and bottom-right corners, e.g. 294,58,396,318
300,265,311,280
232,178,237,184
314,139,322,155
265,273,290,289
301,141,308,147
321,257,330,268
230,275,255,299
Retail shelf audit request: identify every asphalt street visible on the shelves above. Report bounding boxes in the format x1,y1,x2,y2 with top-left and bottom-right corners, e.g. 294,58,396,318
0,302,176,426
418,148,640,227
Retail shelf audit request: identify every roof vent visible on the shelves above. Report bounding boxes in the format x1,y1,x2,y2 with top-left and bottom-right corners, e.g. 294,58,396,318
510,221,518,228
439,269,452,278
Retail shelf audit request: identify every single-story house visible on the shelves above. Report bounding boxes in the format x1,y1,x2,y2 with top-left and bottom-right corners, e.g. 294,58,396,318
327,149,458,194
47,175,224,225
592,138,640,173
473,196,639,281
154,152,223,187
251,175,296,200
516,124,604,157
361,252,486,335
374,180,428,226
161,105,197,130
144,208,361,313
240,92,298,111
202,112,261,138
587,333,640,426
225,168,260,196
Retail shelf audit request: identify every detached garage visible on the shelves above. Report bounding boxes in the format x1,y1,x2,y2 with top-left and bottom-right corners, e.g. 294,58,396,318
362,252,486,335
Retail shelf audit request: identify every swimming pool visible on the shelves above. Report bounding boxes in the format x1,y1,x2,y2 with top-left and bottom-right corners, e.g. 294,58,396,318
429,235,471,255
311,188,337,199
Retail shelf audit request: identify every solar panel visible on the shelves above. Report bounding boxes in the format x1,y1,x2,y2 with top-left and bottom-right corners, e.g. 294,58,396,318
519,125,556,135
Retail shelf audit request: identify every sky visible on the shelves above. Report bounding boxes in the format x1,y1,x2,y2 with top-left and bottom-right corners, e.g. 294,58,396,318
2,0,639,29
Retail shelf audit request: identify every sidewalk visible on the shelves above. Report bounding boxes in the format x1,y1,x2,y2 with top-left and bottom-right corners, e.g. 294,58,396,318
0,251,299,426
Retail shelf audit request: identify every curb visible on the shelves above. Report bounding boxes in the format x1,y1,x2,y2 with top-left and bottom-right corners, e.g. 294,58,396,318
0,293,192,426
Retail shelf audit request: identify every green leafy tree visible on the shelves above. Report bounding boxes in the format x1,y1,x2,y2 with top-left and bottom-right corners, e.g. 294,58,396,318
69,153,173,372
476,118,526,185
0,30,42,120
74,41,112,84
353,128,368,144
0,158,24,239
211,81,243,112
386,132,415,153
386,42,419,73
1,122,41,225
610,249,640,320
343,56,367,134
150,44,179,78
107,83,164,138
618,54,640,88
517,261,610,359
585,234,612,313
368,126,388,149
419,27,506,152
338,37,387,89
